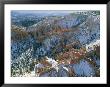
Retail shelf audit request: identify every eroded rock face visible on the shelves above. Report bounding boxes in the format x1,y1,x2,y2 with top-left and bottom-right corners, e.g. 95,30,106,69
71,59,95,77
11,11,100,77
33,56,98,77
38,67,69,77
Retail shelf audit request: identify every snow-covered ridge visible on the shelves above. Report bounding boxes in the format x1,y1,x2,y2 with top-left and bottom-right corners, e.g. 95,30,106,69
86,40,100,52
11,11,100,77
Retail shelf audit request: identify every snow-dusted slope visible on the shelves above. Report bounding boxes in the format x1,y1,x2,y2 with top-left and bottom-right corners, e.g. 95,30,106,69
11,11,100,77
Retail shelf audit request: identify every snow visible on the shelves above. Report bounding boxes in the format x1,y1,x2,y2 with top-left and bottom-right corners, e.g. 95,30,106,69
86,40,100,52
45,56,59,72
35,63,44,69
45,56,58,68
63,66,69,72
11,11,100,77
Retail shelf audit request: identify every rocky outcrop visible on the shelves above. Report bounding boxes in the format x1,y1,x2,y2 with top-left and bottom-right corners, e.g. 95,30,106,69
11,11,100,77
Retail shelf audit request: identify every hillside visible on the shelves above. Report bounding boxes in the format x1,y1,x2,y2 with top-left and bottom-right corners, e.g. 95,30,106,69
11,11,100,77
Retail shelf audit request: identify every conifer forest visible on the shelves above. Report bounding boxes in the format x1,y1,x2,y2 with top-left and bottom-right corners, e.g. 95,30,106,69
11,11,100,77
